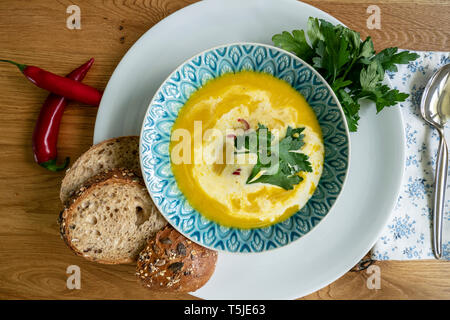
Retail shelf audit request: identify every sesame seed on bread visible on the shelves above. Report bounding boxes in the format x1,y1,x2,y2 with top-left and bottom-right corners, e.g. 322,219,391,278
136,225,217,293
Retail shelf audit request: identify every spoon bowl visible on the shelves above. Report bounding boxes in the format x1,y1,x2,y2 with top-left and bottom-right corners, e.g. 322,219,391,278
421,64,450,128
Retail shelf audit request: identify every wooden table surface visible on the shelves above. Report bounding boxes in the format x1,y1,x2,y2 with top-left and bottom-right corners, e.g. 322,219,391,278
0,0,449,300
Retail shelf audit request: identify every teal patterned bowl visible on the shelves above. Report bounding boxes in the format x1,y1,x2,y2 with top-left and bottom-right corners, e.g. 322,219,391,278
140,43,350,253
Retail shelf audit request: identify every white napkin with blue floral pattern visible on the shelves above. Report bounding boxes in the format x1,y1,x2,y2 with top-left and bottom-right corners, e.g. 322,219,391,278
371,51,450,260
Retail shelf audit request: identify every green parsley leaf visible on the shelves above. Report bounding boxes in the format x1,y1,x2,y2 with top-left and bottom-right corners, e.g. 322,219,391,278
372,47,420,72
337,89,360,132
236,124,312,190
332,77,352,91
307,17,322,48
360,60,385,90
234,123,272,154
272,30,314,64
359,37,375,59
248,168,303,191
359,84,409,113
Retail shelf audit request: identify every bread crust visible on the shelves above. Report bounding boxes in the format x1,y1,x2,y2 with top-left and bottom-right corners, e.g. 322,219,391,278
60,135,140,203
59,168,158,265
62,168,142,207
136,225,218,293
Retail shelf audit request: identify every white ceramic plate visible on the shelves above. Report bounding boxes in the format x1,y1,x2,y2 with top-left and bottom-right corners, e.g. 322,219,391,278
94,0,405,299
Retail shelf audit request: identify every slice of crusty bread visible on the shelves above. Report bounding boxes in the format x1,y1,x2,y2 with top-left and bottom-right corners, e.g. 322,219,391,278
136,225,217,292
60,136,140,204
59,169,167,264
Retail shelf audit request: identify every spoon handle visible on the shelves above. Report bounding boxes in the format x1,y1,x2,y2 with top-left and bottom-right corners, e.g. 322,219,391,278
433,130,448,259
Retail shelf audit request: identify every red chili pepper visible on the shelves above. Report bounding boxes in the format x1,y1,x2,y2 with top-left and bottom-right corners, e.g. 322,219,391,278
232,168,241,175
0,59,102,106
32,58,94,171
237,118,250,130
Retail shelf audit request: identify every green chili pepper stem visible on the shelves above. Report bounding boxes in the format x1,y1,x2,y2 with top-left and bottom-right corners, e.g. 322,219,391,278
0,59,27,72
39,157,70,172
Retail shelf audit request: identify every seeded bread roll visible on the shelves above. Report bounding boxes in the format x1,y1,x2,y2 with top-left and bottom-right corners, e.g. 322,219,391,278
136,225,217,293
60,136,140,204
59,169,167,264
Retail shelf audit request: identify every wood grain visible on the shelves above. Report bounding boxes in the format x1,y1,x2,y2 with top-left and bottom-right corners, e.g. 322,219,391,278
0,0,448,300
304,0,450,52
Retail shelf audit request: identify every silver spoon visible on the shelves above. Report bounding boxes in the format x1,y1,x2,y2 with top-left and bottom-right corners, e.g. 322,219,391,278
420,63,450,259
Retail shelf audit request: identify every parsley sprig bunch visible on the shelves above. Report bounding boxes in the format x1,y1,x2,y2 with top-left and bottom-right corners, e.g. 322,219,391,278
234,124,312,190
272,17,419,131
